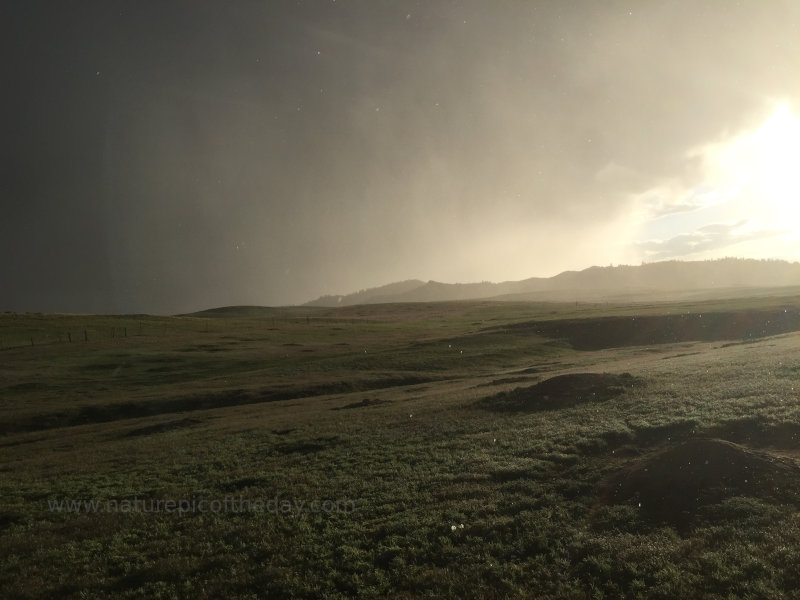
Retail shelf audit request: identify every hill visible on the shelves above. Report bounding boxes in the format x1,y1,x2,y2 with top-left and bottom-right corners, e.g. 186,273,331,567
304,279,426,307
305,258,800,306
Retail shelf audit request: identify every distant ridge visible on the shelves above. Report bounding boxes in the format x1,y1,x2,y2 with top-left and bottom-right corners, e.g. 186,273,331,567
304,259,800,307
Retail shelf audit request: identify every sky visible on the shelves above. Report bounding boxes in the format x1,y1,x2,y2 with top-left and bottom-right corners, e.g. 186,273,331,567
2,0,799,314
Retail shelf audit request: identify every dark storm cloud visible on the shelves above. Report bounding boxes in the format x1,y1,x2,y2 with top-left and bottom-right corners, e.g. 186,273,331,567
2,1,799,312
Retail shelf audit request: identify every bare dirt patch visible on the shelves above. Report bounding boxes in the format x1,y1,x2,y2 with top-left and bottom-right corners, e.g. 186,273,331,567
474,376,539,388
332,398,391,410
124,418,202,437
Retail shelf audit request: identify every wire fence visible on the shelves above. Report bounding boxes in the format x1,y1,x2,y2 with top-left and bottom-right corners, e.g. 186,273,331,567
0,314,357,350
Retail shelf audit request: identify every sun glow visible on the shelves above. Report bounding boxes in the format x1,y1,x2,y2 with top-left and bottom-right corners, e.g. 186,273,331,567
631,103,800,263
752,105,800,225
713,104,800,232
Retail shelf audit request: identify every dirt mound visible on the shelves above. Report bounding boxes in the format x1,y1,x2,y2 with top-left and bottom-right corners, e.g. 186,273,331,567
595,438,800,528
477,372,640,412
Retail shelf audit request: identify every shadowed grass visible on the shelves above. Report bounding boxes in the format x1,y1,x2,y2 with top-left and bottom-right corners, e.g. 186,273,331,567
2,297,800,598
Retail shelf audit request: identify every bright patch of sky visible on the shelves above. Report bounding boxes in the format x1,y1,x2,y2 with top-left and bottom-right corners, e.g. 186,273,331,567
632,102,800,262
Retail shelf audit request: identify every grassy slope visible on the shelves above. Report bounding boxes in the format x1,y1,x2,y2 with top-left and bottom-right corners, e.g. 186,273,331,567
2,295,800,598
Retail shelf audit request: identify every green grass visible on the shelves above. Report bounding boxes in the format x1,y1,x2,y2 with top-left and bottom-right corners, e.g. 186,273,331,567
2,296,800,598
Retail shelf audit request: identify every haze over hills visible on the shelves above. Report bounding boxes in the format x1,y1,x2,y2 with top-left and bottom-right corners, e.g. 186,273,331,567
305,259,800,307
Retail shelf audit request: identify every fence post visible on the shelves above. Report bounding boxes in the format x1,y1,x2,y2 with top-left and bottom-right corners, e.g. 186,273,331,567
68,332,72,343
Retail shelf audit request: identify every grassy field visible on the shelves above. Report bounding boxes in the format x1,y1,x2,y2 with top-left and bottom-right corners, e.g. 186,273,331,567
2,295,800,598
